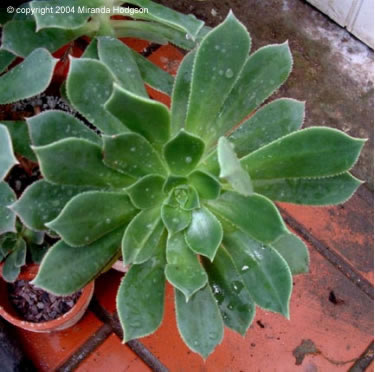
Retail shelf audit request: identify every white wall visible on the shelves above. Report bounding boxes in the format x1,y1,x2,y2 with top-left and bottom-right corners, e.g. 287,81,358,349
306,0,374,48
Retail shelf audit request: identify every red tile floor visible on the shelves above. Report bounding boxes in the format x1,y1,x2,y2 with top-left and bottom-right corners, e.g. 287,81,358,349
5,19,375,372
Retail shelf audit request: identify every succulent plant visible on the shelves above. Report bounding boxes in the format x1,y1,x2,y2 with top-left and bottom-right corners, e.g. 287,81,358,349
0,125,47,282
11,13,364,358
0,0,207,104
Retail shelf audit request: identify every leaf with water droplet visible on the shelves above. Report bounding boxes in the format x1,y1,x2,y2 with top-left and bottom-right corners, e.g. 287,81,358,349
104,133,167,179
171,49,196,135
207,191,287,244
126,174,165,209
215,42,293,143
105,83,170,143
185,12,251,143
175,285,224,358
47,191,137,247
203,245,255,335
161,203,191,234
33,138,133,188
0,182,16,234
33,227,125,295
241,127,365,180
67,58,127,134
117,234,166,342
223,230,292,318
27,110,101,147
165,232,207,300
122,207,165,265
185,207,223,261
97,37,147,97
164,130,205,176
11,180,93,231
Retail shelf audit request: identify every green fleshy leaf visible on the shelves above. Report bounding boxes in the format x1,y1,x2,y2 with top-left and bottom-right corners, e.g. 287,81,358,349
224,231,292,317
105,83,170,144
229,98,305,158
0,125,18,180
164,130,205,176
218,137,253,196
131,50,174,95
11,180,92,231
122,208,165,265
22,229,44,245
47,191,136,247
103,133,166,178
175,285,224,359
33,138,133,187
0,182,16,234
0,50,15,74
270,233,309,275
241,127,365,180
1,121,36,161
167,185,200,211
113,21,196,50
161,204,191,234
126,0,204,38
2,239,26,282
82,38,99,59
0,234,17,259
3,253,20,283
215,43,293,144
163,176,188,194
14,239,26,267
185,12,251,141
180,185,200,210
27,110,101,147
1,20,82,57
30,0,98,30
97,37,147,97
165,232,207,300
208,191,287,244
188,171,221,200
171,50,196,135
117,236,166,342
203,245,255,335
254,172,362,205
185,207,223,261
67,57,128,134
126,175,165,209
0,48,57,104
33,227,124,295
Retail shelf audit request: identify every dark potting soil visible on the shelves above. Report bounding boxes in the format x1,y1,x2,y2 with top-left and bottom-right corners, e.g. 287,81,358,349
8,280,82,323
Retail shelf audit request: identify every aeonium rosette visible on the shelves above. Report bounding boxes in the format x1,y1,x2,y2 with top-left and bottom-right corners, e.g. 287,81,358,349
11,12,364,358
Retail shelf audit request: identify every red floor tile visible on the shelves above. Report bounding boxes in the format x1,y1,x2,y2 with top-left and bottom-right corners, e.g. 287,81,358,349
13,311,103,371
140,235,373,371
121,38,150,53
279,190,374,284
147,44,184,76
76,333,150,372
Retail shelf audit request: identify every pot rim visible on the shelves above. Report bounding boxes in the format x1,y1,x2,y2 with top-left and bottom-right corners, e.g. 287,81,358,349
0,263,94,332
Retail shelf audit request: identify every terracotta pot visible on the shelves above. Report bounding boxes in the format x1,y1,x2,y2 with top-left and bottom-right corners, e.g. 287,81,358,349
111,260,129,273
0,264,94,333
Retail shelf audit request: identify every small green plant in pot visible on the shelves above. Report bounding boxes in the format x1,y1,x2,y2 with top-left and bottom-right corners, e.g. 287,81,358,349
12,13,364,358
0,125,47,281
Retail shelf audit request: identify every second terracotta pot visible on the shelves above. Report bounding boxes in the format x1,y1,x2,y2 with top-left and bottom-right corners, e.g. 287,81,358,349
0,264,94,333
